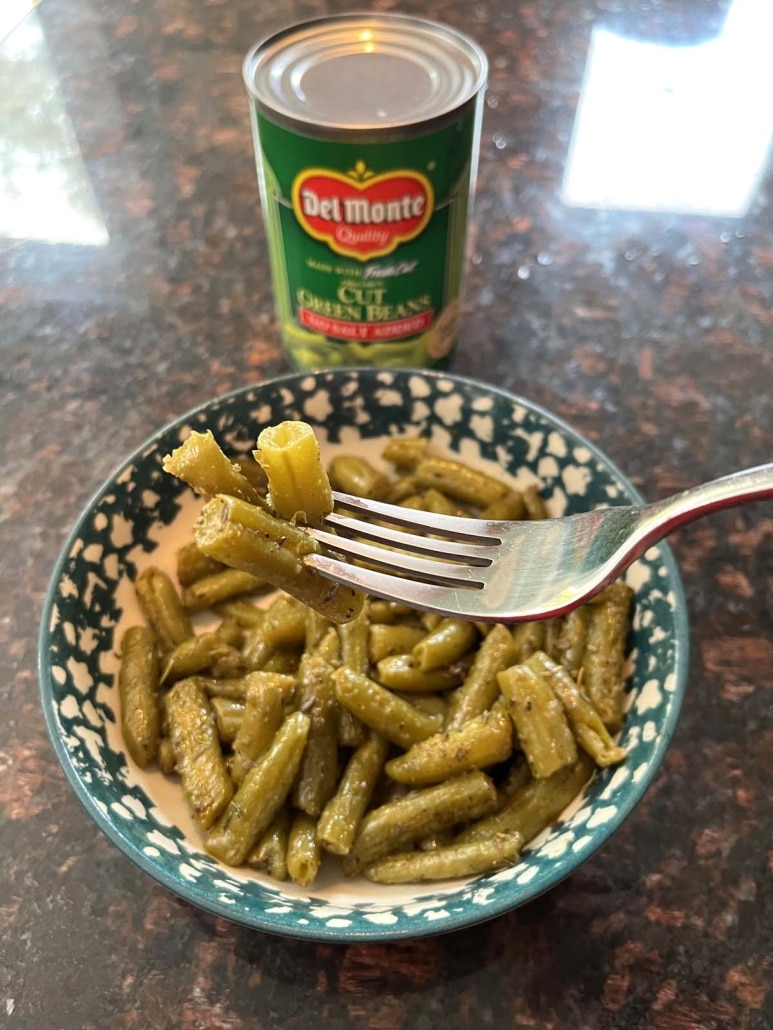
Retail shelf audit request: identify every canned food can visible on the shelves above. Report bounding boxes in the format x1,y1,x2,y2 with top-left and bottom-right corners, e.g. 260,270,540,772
243,13,487,370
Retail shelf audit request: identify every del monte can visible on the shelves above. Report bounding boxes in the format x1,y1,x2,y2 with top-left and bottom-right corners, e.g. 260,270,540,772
243,14,488,370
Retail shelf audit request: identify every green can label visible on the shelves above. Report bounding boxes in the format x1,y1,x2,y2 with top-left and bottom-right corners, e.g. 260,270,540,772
256,109,478,369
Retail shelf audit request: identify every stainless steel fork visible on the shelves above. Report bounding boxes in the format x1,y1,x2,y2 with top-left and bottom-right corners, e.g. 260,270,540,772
303,463,773,622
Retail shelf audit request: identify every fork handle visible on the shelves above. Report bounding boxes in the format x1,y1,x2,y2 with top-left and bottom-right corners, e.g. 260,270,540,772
649,462,773,531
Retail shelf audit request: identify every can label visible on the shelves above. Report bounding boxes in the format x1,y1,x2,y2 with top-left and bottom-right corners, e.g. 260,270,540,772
255,109,478,369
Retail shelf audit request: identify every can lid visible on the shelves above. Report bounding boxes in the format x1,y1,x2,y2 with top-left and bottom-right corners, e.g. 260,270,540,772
244,13,487,134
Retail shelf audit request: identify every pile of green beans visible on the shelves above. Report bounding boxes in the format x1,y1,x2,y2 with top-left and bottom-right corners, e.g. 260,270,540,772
117,426,633,886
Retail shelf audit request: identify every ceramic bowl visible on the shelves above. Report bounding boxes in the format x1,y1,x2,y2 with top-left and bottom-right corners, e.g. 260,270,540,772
39,368,689,941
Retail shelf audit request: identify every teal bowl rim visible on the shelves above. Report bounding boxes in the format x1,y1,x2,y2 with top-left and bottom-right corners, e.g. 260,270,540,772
38,367,690,941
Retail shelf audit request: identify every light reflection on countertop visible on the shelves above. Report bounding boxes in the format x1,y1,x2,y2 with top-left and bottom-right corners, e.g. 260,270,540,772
562,0,773,217
0,7,109,246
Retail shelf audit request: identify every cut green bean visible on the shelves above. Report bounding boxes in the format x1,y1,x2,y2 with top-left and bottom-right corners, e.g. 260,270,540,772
445,623,517,730
163,429,267,507
554,606,588,676
118,625,160,768
317,732,389,856
368,623,425,664
194,494,363,624
334,667,443,749
364,831,522,884
338,599,370,674
286,812,321,887
336,603,369,747
230,672,293,786
160,621,243,684
204,710,310,866
527,651,627,767
328,455,390,499
344,770,497,874
421,612,443,632
456,753,595,845
381,436,429,469
413,457,508,507
497,663,578,778
385,706,513,786
165,678,233,831
582,581,634,731
182,569,266,614
291,656,339,816
412,617,478,672
255,421,333,526
261,595,308,649
135,567,193,651
375,653,470,693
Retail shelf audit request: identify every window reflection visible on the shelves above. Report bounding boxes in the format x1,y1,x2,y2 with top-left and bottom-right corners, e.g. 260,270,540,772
0,8,109,245
562,0,773,217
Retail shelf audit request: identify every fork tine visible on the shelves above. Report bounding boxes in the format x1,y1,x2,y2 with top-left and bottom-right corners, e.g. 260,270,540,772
318,512,496,565
304,552,483,616
308,528,488,588
331,490,497,543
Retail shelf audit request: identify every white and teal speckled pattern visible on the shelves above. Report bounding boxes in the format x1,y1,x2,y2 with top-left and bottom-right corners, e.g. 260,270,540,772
39,369,689,942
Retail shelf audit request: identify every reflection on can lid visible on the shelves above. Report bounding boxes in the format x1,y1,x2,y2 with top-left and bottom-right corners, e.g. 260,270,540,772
244,13,487,136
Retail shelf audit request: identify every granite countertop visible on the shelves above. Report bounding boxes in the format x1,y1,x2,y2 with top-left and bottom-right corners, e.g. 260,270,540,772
1,0,771,1027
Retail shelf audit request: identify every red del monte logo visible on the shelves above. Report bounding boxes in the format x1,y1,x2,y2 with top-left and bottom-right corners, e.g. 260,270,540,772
291,160,434,261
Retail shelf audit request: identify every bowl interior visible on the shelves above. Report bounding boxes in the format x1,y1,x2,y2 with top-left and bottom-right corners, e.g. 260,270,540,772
39,368,688,941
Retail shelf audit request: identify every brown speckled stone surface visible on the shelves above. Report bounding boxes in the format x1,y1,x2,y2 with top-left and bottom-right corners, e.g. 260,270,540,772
1,1,771,1027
